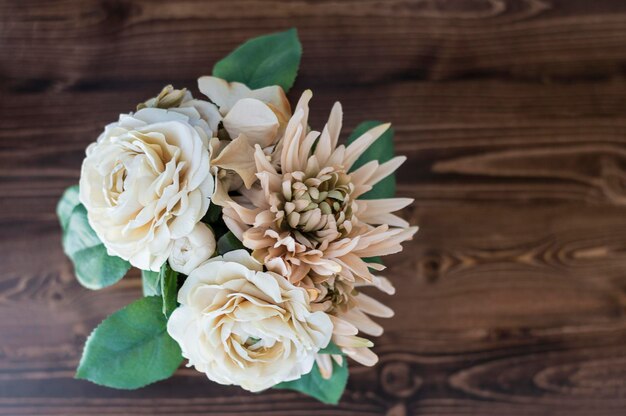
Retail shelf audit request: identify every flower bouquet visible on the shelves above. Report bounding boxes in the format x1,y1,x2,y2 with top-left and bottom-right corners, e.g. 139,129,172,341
57,28,417,404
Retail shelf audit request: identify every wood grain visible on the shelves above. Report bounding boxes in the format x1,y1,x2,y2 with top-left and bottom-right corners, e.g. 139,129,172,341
3,0,626,415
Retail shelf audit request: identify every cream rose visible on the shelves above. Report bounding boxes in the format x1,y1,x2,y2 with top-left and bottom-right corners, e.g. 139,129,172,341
167,250,333,392
79,108,214,271
139,85,222,141
168,223,216,275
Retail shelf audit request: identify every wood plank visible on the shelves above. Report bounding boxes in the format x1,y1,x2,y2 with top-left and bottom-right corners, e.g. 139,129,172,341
4,0,626,87
2,200,626,414
4,77,626,208
3,0,626,414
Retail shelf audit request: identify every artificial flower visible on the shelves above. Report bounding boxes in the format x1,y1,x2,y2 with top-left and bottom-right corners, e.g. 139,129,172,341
199,76,290,148
198,76,292,196
198,76,290,125
60,28,418,403
138,85,222,140
213,90,417,367
167,250,333,392
168,223,216,275
79,107,214,271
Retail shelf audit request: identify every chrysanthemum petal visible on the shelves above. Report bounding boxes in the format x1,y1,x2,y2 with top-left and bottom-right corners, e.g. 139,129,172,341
355,293,394,318
342,308,384,336
366,156,407,188
329,315,359,336
315,353,334,380
343,123,391,169
357,198,413,227
342,347,378,367
314,102,343,165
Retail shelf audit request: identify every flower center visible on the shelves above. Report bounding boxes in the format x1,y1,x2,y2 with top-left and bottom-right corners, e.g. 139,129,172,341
276,168,354,246
244,336,262,348
312,274,358,312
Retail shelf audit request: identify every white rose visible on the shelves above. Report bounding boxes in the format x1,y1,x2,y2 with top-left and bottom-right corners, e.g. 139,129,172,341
139,85,222,141
168,223,216,275
79,108,214,271
167,250,333,392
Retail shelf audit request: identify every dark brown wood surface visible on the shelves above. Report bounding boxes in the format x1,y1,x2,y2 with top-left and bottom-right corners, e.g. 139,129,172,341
3,0,626,414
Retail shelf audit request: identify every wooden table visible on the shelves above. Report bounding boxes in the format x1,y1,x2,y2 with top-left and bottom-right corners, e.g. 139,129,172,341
2,0,626,414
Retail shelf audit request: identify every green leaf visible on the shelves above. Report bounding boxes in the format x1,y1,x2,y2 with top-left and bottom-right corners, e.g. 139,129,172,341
319,342,343,355
274,343,348,404
202,202,223,224
363,256,384,272
141,270,161,297
213,28,302,92
159,263,178,318
217,231,245,255
347,121,396,200
76,296,183,389
57,189,131,289
363,256,383,265
57,185,80,231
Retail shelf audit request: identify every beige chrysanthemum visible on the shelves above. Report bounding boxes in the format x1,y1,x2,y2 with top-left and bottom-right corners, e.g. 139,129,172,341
214,90,417,372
